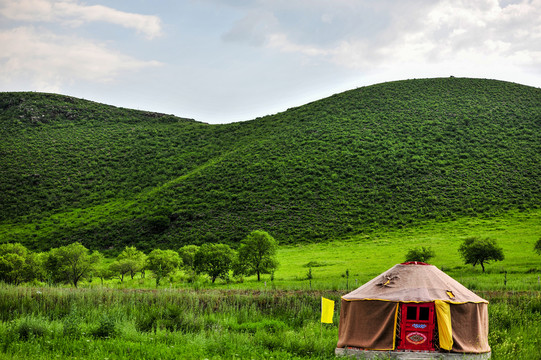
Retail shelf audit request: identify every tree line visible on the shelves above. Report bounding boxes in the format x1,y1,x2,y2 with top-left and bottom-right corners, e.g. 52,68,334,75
0,230,278,287
2,233,538,288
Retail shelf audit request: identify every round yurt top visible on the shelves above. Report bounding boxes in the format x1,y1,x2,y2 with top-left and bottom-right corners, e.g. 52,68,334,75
342,263,488,303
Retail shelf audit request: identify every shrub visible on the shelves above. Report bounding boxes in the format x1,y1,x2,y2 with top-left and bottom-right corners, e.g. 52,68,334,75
91,314,117,338
405,246,435,263
12,316,49,341
135,311,158,333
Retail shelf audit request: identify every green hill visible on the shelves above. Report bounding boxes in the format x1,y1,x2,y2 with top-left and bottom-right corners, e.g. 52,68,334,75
1,77,540,252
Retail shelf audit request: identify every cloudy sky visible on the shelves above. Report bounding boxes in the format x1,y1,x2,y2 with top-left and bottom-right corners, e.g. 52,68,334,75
1,0,540,123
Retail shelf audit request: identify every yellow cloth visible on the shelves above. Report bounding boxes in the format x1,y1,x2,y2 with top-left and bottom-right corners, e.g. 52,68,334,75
435,300,453,350
321,297,335,323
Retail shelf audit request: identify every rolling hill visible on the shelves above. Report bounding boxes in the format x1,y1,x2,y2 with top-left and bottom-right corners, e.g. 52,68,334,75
1,77,540,253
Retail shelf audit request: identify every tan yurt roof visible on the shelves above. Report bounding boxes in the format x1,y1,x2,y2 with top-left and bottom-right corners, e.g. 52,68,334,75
342,262,487,303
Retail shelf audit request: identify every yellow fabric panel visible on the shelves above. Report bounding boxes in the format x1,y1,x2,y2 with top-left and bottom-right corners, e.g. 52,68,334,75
435,300,453,350
321,297,335,323
392,303,399,350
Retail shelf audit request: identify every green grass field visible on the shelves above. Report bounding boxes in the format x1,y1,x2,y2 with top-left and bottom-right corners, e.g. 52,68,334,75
1,211,540,359
0,288,539,359
234,210,541,292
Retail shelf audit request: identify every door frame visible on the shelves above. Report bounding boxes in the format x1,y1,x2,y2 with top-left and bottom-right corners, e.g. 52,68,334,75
396,302,435,351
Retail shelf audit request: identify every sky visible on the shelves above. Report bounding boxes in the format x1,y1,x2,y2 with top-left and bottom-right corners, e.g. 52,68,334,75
1,0,540,124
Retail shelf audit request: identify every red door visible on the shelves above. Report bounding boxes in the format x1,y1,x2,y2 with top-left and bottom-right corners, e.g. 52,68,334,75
397,303,435,351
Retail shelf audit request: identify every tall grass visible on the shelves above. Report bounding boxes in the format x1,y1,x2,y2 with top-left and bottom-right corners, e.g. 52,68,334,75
482,291,541,359
0,286,341,359
0,285,539,359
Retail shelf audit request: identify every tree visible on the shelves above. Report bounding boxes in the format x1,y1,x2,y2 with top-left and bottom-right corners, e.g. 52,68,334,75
115,246,147,280
237,230,279,281
93,253,112,285
405,246,435,263
109,260,131,282
146,249,180,287
0,243,38,284
44,242,101,287
194,243,235,283
458,237,504,272
178,245,200,271
534,237,541,255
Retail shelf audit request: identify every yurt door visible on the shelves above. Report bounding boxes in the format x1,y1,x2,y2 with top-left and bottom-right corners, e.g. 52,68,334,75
397,303,435,351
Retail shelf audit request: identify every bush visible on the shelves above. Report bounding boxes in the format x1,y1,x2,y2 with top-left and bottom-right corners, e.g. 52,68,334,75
91,314,117,338
405,246,435,263
12,316,50,341
146,216,170,233
135,311,158,333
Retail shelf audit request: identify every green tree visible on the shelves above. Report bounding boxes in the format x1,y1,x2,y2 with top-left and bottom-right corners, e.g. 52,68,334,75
93,255,112,285
534,237,541,255
0,243,38,284
458,237,504,272
405,246,435,263
178,245,200,271
146,249,180,287
194,243,235,283
116,246,147,280
44,242,101,287
237,230,279,281
109,260,131,282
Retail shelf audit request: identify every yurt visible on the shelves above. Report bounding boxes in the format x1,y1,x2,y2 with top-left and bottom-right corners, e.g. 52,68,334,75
336,262,491,359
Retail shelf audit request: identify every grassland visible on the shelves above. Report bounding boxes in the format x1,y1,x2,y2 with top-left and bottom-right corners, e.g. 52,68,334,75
1,211,540,359
0,287,539,360
273,209,541,292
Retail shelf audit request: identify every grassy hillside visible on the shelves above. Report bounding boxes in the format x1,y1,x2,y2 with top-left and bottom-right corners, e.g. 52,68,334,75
1,77,540,252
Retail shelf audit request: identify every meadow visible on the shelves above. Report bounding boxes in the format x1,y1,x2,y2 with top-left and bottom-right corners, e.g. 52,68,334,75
0,287,539,360
1,211,540,359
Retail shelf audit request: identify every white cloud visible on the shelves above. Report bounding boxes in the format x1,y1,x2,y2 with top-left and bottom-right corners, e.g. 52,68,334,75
388,0,541,66
0,26,162,92
0,0,163,39
214,0,541,76
254,0,541,83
